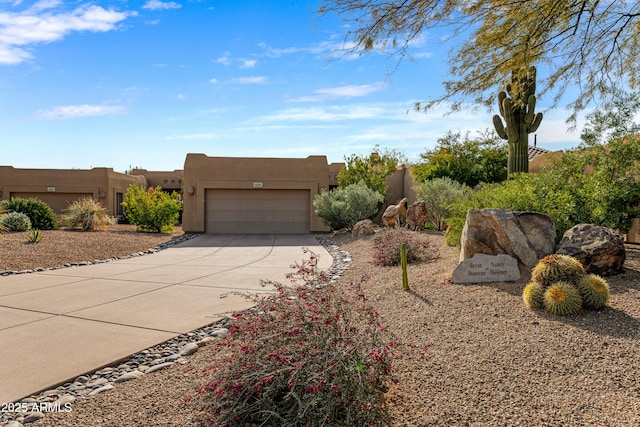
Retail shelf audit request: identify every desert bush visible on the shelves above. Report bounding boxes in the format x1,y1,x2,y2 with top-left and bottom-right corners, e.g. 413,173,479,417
313,182,384,230
337,146,406,197
198,251,395,427
27,229,43,244
63,197,112,231
444,105,640,247
0,211,32,231
121,184,182,233
372,228,439,266
445,171,579,246
413,177,470,230
1,198,57,230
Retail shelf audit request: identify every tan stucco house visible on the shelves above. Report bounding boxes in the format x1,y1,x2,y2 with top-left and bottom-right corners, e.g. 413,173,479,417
181,154,341,234
0,166,145,217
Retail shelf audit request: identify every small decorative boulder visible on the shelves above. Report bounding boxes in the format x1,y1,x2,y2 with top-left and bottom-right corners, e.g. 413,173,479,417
351,219,375,237
556,224,626,276
460,209,556,268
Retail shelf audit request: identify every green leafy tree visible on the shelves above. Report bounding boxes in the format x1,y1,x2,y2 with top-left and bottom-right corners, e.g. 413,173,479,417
412,130,507,187
413,177,470,231
313,182,384,230
121,184,182,233
319,1,640,119
580,90,640,146
337,145,407,196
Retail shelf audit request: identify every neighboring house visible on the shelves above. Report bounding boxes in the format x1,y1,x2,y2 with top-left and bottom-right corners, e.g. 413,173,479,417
181,154,341,234
130,169,184,194
0,157,343,234
0,166,145,218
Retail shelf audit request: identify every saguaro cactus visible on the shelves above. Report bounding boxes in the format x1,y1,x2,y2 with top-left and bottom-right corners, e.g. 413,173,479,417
492,66,543,175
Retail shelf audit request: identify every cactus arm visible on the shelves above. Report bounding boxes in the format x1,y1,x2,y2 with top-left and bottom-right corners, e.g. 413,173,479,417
493,115,508,140
529,112,543,133
497,91,507,117
524,94,537,124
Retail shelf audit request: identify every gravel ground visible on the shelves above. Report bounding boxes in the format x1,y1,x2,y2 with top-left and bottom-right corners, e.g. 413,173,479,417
2,227,640,426
0,225,183,272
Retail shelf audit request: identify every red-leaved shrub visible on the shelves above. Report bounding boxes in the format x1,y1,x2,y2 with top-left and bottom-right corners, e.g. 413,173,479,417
372,228,439,266
198,250,396,426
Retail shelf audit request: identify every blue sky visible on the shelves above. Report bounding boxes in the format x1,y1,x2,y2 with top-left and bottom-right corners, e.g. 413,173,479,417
1,0,587,172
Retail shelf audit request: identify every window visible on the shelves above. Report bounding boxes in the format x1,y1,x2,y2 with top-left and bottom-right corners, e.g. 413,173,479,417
116,192,124,216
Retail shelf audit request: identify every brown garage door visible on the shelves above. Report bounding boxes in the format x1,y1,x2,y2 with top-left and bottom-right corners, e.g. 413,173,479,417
10,192,93,214
205,189,310,234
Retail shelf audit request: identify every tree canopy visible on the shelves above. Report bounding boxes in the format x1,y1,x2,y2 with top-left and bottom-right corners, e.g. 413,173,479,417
318,0,640,119
411,129,508,187
337,145,407,196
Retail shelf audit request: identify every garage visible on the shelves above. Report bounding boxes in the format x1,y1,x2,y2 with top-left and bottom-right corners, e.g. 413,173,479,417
205,189,310,234
10,192,93,214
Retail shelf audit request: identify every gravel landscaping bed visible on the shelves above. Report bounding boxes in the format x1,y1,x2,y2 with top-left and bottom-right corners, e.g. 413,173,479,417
1,227,639,426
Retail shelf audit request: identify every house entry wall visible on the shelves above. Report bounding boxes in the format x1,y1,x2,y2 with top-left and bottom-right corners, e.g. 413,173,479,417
205,189,310,234
9,192,92,214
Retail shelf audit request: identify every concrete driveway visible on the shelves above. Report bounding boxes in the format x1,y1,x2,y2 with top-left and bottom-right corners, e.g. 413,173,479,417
0,234,332,404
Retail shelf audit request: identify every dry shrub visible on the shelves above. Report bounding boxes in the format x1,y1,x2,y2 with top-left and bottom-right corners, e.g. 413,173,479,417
197,250,395,427
372,228,439,266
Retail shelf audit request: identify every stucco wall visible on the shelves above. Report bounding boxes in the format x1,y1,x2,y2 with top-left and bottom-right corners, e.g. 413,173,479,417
0,166,145,216
182,154,332,233
130,169,184,192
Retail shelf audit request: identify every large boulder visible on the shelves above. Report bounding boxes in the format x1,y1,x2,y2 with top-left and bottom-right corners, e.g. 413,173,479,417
460,209,556,268
406,201,428,231
351,219,375,238
556,224,626,276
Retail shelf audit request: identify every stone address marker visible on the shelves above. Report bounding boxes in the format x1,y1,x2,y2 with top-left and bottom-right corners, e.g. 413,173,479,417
452,253,520,284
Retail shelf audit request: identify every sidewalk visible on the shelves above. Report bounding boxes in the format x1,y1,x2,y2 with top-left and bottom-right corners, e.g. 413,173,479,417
0,234,332,404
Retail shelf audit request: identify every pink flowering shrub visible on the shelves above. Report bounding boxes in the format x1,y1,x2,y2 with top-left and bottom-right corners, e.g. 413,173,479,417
198,250,395,426
372,228,439,267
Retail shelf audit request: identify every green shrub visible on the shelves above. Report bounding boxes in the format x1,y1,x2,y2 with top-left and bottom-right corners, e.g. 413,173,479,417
313,182,384,230
445,133,640,247
0,211,32,231
198,251,394,426
121,184,182,233
63,197,112,231
1,197,58,230
371,228,439,267
413,177,470,231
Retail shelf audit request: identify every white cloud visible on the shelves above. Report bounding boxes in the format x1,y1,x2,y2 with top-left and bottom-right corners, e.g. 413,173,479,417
215,53,231,66
27,0,60,13
176,93,185,100
142,1,181,10
230,76,267,84
209,77,217,84
36,104,126,119
240,59,257,69
0,3,136,65
164,133,218,141
288,82,384,102
246,105,385,125
412,52,433,59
